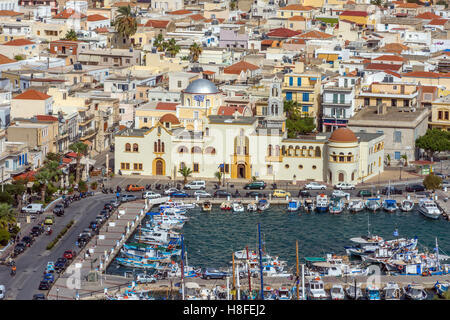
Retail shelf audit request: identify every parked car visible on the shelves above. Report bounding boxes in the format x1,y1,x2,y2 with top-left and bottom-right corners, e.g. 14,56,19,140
304,182,327,190
334,183,355,190
244,181,266,190
332,190,350,198
89,221,98,231
126,184,145,192
21,236,34,247
53,203,65,216
194,190,212,198
142,191,161,199
245,191,266,198
31,226,44,237
298,190,311,198
381,186,403,195
121,194,137,202
38,280,50,290
43,273,55,283
54,258,68,272
110,199,121,208
202,268,229,280
44,215,54,225
13,243,26,255
214,190,232,198
21,203,44,214
272,189,291,198
183,180,206,190
63,250,76,260
405,184,425,192
104,203,114,211
32,294,46,300
442,180,450,189
164,188,179,195
169,191,189,198
357,190,373,197
0,285,5,300
433,172,447,179
136,274,157,284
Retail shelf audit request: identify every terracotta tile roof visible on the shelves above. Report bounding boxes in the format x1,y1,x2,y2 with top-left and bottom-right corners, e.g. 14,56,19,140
280,4,315,11
380,42,409,53
384,70,402,78
261,39,274,45
288,16,306,21
189,14,206,21
340,10,368,17
53,9,86,19
217,106,245,116
202,70,215,75
266,27,302,38
284,38,306,44
144,19,170,28
13,89,51,100
155,102,178,111
87,14,109,22
3,39,35,46
415,12,441,20
365,63,402,72
95,27,109,33
62,158,73,164
373,55,406,62
159,113,180,124
66,152,78,158
421,85,438,93
35,115,58,121
112,2,137,7
13,170,36,181
223,61,260,75
0,10,22,16
427,18,448,26
402,71,450,78
0,54,16,64
167,9,193,15
397,3,421,8
204,18,224,23
297,30,334,39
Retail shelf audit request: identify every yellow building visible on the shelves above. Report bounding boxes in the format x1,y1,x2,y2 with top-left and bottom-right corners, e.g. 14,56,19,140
282,73,321,119
339,10,373,27
357,82,420,109
277,4,315,19
429,96,450,131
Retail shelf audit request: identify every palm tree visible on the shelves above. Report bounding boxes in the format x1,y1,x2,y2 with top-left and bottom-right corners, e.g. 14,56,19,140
69,142,88,183
386,154,391,167
214,171,223,185
166,38,180,57
401,154,408,167
154,33,165,52
64,29,78,41
283,100,298,119
178,167,193,185
0,203,15,230
35,169,54,202
113,5,137,40
189,42,203,63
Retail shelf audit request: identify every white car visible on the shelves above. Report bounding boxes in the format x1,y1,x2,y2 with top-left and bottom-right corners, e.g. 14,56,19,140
184,180,206,190
304,182,327,190
194,190,212,198
136,274,157,284
332,190,350,198
21,203,44,214
334,183,355,190
164,188,179,195
142,191,161,199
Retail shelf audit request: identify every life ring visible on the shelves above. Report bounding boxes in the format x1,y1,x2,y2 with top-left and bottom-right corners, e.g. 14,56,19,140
398,265,404,270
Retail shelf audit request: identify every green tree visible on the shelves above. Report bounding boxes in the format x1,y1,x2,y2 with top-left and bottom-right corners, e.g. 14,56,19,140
214,171,223,185
0,203,15,231
35,169,54,202
0,228,10,246
69,142,88,183
189,42,203,63
178,167,193,185
154,33,165,52
283,100,298,119
45,152,63,163
166,38,180,57
64,29,78,41
423,173,442,191
286,115,316,138
230,0,237,10
14,55,24,61
370,0,383,5
386,154,391,166
401,154,408,167
416,129,450,160
113,5,137,40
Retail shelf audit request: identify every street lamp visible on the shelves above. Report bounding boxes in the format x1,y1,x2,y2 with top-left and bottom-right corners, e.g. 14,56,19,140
56,288,60,300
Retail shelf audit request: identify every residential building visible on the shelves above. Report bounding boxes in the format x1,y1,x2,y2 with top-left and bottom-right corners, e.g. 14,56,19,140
429,96,450,131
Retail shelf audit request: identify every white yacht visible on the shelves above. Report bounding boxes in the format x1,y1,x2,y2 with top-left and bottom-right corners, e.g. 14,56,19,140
418,199,442,219
383,282,402,300
306,278,328,300
330,284,345,300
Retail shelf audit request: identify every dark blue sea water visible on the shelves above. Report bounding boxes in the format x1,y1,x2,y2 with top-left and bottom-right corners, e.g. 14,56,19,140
107,204,450,275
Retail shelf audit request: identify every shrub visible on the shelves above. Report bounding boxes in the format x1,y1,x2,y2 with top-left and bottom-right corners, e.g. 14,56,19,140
423,173,442,191
0,228,10,246
46,220,75,250
91,182,98,190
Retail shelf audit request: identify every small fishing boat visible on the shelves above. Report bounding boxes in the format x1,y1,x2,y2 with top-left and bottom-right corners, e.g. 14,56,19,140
365,198,381,212
348,199,365,213
306,278,327,300
277,287,292,300
434,280,450,298
345,283,363,300
383,282,401,300
328,197,344,214
247,201,257,212
257,199,270,211
315,194,328,213
287,199,300,212
403,283,427,300
330,284,345,300
262,286,277,300
400,199,414,212
365,284,381,300
232,201,244,213
303,199,315,212
202,201,212,212
418,199,442,220
382,199,398,213
220,201,231,211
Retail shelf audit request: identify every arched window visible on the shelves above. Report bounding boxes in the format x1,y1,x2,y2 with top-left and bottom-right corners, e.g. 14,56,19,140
295,146,300,157
275,145,280,156
157,139,161,152
315,146,321,157
338,172,344,182
288,145,293,156
154,142,157,152
205,146,216,155
281,145,286,156
133,143,139,152
351,172,355,181
178,146,188,153
268,144,272,156
187,98,191,105
161,142,165,153
191,146,202,153
125,143,131,152
308,146,314,157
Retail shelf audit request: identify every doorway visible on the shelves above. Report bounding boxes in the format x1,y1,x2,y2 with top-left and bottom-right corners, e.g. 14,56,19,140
237,164,246,179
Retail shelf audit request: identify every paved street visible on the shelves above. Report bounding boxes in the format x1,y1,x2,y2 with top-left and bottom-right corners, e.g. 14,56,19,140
0,193,114,300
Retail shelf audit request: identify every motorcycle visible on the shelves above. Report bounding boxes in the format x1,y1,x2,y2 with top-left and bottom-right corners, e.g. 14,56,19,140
46,228,52,236
10,268,16,276
102,188,108,194
214,184,220,190
271,183,277,190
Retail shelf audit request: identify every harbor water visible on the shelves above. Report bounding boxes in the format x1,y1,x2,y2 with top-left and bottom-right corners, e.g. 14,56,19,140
107,204,450,274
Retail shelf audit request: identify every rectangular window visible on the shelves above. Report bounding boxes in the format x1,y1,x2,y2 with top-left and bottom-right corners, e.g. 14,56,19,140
445,111,449,120
302,106,309,113
289,77,293,86
134,163,138,170
340,94,345,104
225,164,229,173
392,99,397,107
143,117,147,123
297,77,301,86
285,92,292,101
394,131,402,143
394,151,401,160
267,165,273,175
302,93,309,102
364,98,370,106
193,163,199,172
178,80,182,88
333,94,338,103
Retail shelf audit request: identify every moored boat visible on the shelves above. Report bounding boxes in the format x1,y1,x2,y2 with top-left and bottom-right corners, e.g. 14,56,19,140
345,283,363,300
257,199,270,211
348,199,365,213
303,199,315,212
382,199,398,213
247,201,257,212
403,283,427,300
315,194,328,213
383,282,401,300
220,201,231,211
202,201,212,212
287,199,300,212
418,199,442,220
330,284,345,300
232,201,244,213
400,199,414,212
328,197,344,214
365,198,381,212
434,280,450,298
365,284,381,300
306,277,328,300
277,287,292,300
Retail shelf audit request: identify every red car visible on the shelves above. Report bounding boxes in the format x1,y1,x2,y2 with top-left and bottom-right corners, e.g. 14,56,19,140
63,250,76,259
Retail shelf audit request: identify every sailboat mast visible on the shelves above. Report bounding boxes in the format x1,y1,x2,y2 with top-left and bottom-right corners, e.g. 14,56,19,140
181,234,185,300
258,223,264,300
246,246,252,295
232,253,236,300
436,237,440,271
296,240,300,300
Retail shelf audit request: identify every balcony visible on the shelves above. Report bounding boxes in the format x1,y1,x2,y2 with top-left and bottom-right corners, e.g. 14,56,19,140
265,155,283,162
80,128,97,140
79,114,95,126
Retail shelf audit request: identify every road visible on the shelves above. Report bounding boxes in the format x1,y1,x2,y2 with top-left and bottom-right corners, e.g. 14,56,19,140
0,193,114,300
